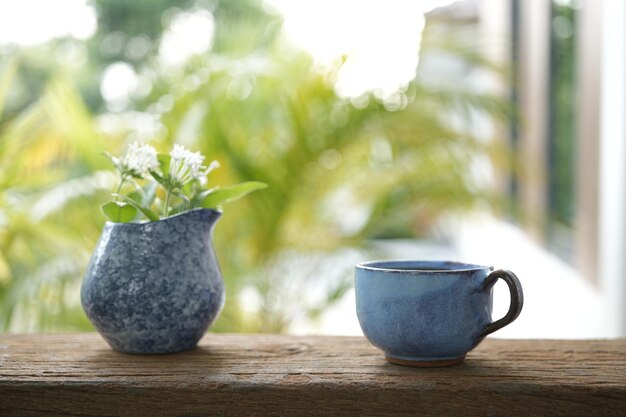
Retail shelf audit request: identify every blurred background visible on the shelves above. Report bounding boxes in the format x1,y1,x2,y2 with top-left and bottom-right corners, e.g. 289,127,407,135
0,0,624,338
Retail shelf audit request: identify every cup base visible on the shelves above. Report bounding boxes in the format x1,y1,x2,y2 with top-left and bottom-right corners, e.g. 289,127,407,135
385,355,465,367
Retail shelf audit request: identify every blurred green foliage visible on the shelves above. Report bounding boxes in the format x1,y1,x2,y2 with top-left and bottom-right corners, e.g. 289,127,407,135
0,0,509,333
546,1,577,261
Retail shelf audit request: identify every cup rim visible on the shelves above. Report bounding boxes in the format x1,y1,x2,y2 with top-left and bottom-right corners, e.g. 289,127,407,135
356,260,494,274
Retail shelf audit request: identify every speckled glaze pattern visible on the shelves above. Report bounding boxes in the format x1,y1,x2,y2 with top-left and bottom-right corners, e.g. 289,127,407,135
81,208,225,354
355,260,523,365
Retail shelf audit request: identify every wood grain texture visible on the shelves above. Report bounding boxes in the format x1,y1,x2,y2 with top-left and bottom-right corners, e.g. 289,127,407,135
0,334,625,416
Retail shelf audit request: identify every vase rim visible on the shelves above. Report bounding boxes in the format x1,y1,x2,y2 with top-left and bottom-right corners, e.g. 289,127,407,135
104,207,222,228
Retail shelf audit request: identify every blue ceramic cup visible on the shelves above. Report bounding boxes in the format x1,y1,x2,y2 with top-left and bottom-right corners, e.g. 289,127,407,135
355,260,523,367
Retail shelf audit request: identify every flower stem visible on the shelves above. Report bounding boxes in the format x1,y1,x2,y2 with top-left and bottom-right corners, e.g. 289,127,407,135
163,188,172,217
115,175,127,201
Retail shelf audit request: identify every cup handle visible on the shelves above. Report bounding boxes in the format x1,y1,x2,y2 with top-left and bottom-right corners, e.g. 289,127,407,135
481,269,524,337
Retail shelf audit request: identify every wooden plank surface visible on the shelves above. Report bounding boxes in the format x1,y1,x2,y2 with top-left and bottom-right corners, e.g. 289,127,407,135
1,333,625,416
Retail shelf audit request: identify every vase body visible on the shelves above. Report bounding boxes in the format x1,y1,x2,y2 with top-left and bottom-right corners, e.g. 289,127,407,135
81,208,225,354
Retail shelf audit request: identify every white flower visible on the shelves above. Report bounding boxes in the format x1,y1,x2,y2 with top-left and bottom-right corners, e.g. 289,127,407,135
169,144,218,186
120,143,159,178
198,160,219,186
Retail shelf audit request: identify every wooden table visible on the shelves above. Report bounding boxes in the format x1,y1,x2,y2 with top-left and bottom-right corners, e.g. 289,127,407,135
1,334,625,416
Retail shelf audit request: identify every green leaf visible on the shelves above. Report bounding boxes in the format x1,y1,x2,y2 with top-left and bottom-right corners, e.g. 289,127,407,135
127,190,142,204
166,191,191,216
101,202,138,223
128,181,158,207
149,169,165,186
141,181,158,207
190,187,217,207
172,190,190,206
114,194,160,221
199,181,267,209
125,188,144,222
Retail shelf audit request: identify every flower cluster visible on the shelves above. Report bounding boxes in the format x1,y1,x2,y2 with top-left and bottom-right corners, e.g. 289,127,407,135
169,144,219,187
116,143,159,179
102,142,265,223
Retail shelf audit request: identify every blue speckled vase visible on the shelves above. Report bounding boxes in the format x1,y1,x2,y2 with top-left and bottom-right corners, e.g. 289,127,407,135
81,208,225,354
356,260,523,367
